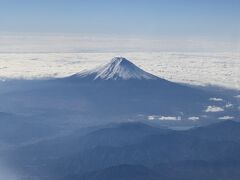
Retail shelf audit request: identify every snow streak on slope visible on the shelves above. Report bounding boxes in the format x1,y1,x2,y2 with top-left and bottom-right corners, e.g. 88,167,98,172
73,57,158,80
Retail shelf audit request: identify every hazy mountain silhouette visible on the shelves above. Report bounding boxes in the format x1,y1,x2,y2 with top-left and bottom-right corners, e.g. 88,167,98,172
4,121,240,180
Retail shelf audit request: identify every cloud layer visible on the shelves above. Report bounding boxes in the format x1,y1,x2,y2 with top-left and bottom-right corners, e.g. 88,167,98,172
0,33,239,53
0,52,239,90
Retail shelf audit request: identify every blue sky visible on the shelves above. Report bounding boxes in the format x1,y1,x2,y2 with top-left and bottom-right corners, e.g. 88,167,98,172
0,0,239,52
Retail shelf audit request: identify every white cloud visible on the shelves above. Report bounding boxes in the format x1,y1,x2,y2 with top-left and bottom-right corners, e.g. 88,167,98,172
158,116,181,121
225,103,233,108
148,115,181,121
218,116,234,120
205,106,224,112
147,116,155,120
0,52,239,90
209,98,223,101
188,116,199,121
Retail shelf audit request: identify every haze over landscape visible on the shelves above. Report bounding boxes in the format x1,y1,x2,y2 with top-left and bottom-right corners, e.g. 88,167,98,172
0,0,239,180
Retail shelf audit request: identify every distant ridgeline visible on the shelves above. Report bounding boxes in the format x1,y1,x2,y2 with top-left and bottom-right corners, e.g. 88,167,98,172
3,120,240,180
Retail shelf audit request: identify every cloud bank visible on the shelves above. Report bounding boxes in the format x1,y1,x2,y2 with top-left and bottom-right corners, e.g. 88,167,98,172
0,52,239,90
0,33,239,53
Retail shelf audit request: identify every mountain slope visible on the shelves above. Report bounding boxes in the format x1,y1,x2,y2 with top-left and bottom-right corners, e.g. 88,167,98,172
69,162,240,180
4,120,240,180
71,57,159,80
55,121,240,175
186,120,240,142
72,164,164,180
0,57,234,129
76,122,170,150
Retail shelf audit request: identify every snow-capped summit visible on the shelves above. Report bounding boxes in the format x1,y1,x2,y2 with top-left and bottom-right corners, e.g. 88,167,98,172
72,57,159,80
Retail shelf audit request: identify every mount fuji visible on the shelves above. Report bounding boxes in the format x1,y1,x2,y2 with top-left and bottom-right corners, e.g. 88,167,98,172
0,57,234,129
71,57,159,80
